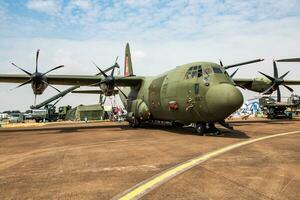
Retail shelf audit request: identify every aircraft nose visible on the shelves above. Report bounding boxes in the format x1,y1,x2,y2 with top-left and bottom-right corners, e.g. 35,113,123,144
205,83,243,120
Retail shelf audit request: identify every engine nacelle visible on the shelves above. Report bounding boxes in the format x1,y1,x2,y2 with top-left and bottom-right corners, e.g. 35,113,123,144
250,77,272,93
100,83,114,96
31,75,48,95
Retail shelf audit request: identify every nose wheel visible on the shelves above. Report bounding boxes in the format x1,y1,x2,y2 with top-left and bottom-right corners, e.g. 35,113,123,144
195,123,206,136
195,122,221,136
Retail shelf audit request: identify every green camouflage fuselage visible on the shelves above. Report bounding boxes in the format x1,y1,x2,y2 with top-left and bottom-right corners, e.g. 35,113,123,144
121,62,243,123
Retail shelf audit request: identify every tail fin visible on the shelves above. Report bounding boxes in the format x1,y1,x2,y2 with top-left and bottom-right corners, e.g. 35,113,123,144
124,43,134,77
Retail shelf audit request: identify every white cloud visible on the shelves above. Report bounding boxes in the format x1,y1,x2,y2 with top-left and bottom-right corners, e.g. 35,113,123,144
125,0,153,7
70,0,93,10
26,0,62,15
132,50,145,61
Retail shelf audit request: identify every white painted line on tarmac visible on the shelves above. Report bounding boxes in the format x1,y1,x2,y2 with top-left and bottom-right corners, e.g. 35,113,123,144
113,130,300,200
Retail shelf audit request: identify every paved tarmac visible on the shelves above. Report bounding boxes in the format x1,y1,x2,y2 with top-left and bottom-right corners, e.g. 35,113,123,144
0,119,299,200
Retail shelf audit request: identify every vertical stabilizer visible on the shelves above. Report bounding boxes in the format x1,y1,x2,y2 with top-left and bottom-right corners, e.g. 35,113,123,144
124,43,134,76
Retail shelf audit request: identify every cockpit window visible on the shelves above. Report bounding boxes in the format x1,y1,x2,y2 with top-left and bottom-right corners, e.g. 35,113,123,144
185,66,202,79
212,67,223,74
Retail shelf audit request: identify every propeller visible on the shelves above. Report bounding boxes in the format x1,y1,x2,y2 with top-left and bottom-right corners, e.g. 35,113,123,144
91,58,127,98
95,56,120,76
10,49,64,105
258,60,294,102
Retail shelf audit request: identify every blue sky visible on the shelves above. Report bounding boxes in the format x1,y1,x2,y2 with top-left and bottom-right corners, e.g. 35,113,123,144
1,0,300,40
0,0,300,110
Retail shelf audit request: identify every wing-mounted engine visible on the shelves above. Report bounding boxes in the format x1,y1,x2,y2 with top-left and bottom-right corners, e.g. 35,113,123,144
91,58,128,98
11,49,64,104
258,59,296,102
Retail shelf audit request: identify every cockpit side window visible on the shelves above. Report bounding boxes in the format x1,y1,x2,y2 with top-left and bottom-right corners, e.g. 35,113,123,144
185,67,193,79
198,67,202,77
212,67,223,74
185,66,202,79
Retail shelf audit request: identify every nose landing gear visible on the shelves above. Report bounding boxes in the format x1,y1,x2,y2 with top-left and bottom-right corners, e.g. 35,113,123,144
195,123,206,136
195,122,221,136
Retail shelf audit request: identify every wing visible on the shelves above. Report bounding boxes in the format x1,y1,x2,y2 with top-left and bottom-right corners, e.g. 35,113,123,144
283,80,300,85
72,89,118,95
233,78,300,93
233,78,300,87
0,74,144,87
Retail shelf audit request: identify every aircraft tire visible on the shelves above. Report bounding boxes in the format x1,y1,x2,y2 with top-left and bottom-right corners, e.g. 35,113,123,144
195,123,206,136
131,117,140,128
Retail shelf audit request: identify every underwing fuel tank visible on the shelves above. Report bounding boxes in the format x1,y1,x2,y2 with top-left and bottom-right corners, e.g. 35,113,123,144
127,99,151,120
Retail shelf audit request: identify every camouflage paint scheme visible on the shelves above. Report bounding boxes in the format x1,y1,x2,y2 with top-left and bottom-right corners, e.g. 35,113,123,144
0,43,300,125
121,61,242,123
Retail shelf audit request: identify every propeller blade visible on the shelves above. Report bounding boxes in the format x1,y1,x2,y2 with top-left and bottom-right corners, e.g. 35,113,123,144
93,61,108,78
42,80,61,93
276,58,300,62
42,65,64,76
219,59,223,67
277,87,281,102
279,71,290,79
10,78,32,91
115,86,128,99
225,58,264,69
111,56,119,76
258,71,275,81
36,49,40,73
11,62,32,76
273,60,278,78
111,64,116,76
283,84,294,92
49,84,61,93
230,68,239,78
102,64,120,74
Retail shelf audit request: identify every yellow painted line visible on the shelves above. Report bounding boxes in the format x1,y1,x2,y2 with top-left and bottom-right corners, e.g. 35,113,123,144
114,130,300,200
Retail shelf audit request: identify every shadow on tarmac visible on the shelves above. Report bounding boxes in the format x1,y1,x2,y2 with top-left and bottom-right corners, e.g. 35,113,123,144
139,125,250,139
228,119,298,126
0,123,250,139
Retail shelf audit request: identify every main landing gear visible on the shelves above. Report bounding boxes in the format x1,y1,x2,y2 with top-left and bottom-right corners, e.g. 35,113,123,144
195,122,221,136
129,116,140,128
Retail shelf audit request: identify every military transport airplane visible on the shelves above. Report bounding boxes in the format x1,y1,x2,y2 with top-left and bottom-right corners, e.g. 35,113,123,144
0,44,300,135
